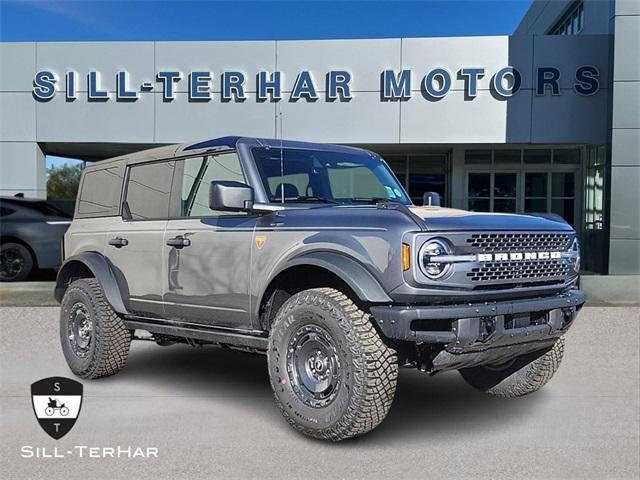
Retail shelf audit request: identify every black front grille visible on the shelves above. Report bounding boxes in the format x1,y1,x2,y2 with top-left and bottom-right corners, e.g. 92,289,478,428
466,233,572,252
468,260,570,283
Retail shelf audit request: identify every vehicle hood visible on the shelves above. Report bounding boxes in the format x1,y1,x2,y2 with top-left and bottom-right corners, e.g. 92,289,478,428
408,206,574,232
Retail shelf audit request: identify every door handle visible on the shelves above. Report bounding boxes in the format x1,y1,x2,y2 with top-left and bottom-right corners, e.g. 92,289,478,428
108,237,128,248
166,235,191,248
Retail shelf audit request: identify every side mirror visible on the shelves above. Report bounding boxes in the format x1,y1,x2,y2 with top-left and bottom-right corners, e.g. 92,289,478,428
422,191,441,207
209,181,254,212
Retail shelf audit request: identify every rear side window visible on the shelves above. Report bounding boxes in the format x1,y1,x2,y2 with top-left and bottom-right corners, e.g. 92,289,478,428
77,166,124,217
27,202,71,218
124,161,176,220
0,206,15,217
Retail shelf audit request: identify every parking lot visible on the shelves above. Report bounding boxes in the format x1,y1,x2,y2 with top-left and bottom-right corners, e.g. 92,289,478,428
0,297,638,479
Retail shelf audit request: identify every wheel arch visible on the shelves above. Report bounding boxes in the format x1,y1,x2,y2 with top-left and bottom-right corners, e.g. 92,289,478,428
55,252,129,315
257,251,392,330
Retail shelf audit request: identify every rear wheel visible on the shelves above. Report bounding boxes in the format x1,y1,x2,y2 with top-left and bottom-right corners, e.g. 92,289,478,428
60,279,132,379
0,242,33,282
459,337,565,398
267,288,398,441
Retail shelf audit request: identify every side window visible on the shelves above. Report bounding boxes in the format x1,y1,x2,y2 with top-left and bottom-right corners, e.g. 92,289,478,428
77,166,124,217
124,161,176,220
0,206,15,217
178,152,245,217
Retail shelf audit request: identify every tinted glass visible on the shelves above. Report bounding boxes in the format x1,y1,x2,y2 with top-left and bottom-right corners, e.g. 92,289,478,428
493,150,521,164
0,206,15,217
77,167,124,217
409,174,446,205
27,201,71,218
525,173,547,197
552,198,575,225
525,198,547,212
468,173,490,197
553,148,580,164
252,148,410,204
465,150,491,164
468,198,490,212
524,149,551,164
493,173,517,197
125,161,175,220
494,199,517,213
179,153,245,216
552,172,575,197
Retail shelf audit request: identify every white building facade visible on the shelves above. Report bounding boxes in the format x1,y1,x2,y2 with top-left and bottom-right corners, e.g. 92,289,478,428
0,0,638,277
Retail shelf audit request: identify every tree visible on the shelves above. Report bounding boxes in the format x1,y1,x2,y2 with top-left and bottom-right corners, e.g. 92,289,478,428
47,163,83,200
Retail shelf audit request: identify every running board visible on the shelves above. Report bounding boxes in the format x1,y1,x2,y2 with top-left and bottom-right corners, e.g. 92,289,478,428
124,318,269,351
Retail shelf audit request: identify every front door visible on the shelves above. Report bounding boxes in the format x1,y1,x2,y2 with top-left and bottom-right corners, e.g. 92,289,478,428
162,152,257,330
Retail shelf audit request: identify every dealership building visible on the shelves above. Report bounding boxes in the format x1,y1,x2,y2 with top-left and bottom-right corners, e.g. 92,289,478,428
0,0,638,287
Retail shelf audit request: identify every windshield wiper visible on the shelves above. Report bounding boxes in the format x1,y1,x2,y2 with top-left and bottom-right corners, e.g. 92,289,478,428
286,196,340,204
350,197,402,204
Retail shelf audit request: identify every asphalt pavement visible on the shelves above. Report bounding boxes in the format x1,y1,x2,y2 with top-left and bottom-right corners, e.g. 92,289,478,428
1,305,639,480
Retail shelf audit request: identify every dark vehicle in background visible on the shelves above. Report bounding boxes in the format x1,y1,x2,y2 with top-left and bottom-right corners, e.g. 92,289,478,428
0,196,71,281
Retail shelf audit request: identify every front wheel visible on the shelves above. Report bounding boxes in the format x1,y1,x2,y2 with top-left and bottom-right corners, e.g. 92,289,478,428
60,279,132,379
267,288,398,441
459,336,565,398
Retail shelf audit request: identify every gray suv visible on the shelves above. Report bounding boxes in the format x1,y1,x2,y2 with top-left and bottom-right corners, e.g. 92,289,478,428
55,137,585,441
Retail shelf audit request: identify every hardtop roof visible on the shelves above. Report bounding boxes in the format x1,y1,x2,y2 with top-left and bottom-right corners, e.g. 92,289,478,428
84,137,369,171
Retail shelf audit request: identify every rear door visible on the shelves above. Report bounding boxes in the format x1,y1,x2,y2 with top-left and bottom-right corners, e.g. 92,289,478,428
103,159,175,317
162,151,257,329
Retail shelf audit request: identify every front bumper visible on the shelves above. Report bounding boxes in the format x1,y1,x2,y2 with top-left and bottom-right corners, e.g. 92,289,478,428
370,289,586,371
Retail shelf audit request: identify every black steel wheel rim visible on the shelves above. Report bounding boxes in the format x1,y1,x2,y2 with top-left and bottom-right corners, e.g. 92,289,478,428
67,302,93,357
286,323,341,408
0,247,25,280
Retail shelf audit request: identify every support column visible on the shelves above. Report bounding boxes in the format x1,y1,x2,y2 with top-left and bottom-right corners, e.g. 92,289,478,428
0,142,46,198
608,3,640,274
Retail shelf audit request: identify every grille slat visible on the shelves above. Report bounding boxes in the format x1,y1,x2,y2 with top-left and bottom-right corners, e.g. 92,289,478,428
465,233,573,284
466,233,572,252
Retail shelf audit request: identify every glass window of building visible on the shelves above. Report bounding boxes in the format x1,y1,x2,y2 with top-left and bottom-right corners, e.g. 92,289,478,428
550,2,584,35
465,150,492,164
378,152,448,206
465,147,580,223
467,172,517,213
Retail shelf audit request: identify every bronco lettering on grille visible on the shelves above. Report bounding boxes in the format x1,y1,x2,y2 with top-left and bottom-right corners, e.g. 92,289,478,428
477,251,562,262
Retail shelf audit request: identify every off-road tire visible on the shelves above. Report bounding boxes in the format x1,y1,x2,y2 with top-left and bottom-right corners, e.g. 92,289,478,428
267,288,398,441
459,336,565,398
60,278,131,379
0,242,34,282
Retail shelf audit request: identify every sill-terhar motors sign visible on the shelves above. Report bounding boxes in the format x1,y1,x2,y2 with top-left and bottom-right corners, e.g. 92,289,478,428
32,66,600,103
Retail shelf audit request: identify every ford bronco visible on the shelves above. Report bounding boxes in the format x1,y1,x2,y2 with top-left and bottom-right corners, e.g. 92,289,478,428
55,137,585,441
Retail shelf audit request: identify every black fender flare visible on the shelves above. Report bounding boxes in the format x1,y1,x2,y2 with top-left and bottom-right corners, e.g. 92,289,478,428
54,252,129,315
264,251,392,305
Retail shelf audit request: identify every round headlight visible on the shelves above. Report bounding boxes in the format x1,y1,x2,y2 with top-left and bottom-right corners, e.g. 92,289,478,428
419,239,452,279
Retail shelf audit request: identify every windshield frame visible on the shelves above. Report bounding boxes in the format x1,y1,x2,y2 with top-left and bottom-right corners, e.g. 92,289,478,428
249,146,412,206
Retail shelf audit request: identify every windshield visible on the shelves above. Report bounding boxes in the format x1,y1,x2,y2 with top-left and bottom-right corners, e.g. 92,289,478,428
251,147,411,205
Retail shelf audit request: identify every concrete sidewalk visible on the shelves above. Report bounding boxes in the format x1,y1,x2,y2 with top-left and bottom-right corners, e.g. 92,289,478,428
1,306,638,480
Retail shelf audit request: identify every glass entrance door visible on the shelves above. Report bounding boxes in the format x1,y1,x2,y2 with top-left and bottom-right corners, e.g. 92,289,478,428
524,171,576,225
